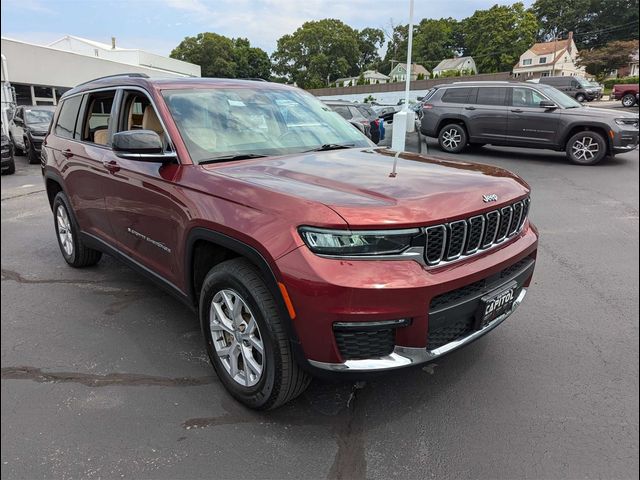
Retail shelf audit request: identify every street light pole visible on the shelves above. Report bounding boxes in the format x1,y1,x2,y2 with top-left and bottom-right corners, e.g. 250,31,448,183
391,0,415,153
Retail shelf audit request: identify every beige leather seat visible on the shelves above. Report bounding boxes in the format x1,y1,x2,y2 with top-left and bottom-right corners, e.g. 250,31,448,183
142,106,164,136
94,129,109,145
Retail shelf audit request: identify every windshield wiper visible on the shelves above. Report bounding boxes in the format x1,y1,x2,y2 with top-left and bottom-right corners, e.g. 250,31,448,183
305,143,355,152
199,153,268,164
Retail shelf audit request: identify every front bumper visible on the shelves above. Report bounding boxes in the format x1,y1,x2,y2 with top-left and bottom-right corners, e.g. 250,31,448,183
277,222,538,371
309,288,527,372
612,129,639,152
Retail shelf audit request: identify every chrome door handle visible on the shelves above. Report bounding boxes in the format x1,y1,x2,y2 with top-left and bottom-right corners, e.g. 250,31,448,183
510,109,523,113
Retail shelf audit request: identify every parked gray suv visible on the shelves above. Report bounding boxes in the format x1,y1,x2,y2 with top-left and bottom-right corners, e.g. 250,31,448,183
420,81,639,165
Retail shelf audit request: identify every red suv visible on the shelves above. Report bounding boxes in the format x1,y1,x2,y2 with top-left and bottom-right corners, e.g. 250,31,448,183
42,74,538,409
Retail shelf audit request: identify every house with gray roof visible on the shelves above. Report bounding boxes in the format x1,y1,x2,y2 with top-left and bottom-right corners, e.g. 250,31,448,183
432,57,477,77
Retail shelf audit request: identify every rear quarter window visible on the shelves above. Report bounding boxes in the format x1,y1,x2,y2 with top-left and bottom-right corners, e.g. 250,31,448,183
441,88,472,103
54,96,82,139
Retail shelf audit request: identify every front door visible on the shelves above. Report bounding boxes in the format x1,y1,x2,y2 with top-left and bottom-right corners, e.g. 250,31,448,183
101,89,185,288
506,86,560,146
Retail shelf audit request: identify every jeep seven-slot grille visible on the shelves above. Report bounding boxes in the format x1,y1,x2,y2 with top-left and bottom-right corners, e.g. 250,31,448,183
424,198,529,266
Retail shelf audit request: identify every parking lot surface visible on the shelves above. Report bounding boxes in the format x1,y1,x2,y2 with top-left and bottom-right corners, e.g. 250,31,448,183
2,138,638,478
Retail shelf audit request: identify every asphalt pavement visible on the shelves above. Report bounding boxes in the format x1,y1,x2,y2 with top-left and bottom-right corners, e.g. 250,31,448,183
1,132,639,479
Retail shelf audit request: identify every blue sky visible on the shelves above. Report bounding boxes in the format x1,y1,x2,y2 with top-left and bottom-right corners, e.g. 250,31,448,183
1,0,534,56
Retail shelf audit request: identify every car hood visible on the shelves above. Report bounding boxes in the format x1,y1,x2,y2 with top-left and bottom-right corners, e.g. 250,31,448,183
563,106,639,120
208,148,530,228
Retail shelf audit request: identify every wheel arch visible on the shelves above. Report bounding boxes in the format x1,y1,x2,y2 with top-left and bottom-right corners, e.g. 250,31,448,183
436,117,469,136
44,171,66,211
562,124,612,153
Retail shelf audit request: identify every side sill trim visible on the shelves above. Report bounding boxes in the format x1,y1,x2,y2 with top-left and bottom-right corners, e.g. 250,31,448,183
80,232,194,310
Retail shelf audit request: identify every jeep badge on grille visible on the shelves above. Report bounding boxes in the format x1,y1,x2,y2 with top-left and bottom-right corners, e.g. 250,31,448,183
483,194,498,203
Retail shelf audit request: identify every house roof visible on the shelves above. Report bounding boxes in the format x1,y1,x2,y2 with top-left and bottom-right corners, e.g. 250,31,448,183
433,56,474,71
529,38,571,56
390,63,430,75
363,70,390,80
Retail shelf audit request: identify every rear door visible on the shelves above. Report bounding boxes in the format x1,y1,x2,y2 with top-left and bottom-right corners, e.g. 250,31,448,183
507,86,561,146
49,92,116,241
464,86,508,143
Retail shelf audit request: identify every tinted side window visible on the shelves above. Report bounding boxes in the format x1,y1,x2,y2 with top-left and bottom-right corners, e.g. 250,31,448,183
441,88,472,103
475,87,507,106
54,96,82,139
81,91,116,145
331,105,352,119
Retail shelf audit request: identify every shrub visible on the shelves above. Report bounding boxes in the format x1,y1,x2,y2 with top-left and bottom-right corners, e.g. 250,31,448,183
603,76,639,89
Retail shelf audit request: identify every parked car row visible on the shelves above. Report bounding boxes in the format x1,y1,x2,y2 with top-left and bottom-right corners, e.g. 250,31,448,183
323,100,384,144
6,105,55,166
419,81,639,165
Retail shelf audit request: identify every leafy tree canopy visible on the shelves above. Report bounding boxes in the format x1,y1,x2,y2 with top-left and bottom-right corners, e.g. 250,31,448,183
533,0,639,49
577,39,640,77
271,19,361,89
170,32,270,79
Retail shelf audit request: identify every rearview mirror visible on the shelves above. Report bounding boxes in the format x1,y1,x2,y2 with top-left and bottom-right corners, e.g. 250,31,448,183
112,130,176,163
539,100,558,109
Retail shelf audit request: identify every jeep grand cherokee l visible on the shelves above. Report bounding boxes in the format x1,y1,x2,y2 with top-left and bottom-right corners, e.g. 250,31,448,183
420,81,639,165
42,74,538,410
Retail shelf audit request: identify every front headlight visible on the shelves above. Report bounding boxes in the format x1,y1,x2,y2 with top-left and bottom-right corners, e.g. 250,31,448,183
299,227,421,256
614,118,639,128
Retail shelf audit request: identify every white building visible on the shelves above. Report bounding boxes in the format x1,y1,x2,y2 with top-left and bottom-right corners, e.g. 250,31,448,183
335,70,390,87
512,32,585,79
1,36,200,133
432,57,477,77
388,63,430,82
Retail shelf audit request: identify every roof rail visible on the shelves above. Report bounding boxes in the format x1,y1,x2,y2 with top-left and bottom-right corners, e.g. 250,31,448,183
75,72,150,88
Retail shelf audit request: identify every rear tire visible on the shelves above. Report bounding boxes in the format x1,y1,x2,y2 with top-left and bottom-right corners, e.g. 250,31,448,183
438,123,467,153
52,192,102,267
566,131,607,165
200,258,310,410
3,159,15,175
621,93,636,107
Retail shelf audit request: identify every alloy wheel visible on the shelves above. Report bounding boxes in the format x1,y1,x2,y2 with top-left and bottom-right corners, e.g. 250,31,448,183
56,205,74,256
571,136,599,162
209,289,264,387
442,128,462,150
622,95,635,107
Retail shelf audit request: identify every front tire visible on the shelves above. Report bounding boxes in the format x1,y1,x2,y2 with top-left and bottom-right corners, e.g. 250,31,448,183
566,131,607,165
25,137,39,164
621,93,636,108
200,258,310,410
52,192,102,267
2,159,15,175
438,123,467,153
575,93,586,103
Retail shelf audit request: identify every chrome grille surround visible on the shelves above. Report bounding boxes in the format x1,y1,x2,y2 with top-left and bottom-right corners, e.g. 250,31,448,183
423,197,530,267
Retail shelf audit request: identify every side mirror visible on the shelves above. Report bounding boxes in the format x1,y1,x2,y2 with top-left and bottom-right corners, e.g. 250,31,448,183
112,130,176,163
539,100,558,109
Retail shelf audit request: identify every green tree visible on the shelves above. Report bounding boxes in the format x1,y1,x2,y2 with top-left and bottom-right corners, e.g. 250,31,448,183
577,39,640,78
461,2,539,73
357,27,385,70
380,24,409,74
271,19,360,88
170,33,271,79
413,18,460,71
533,0,639,49
356,73,366,85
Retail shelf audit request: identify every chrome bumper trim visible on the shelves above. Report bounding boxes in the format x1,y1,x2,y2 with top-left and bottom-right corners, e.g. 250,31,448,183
308,288,527,372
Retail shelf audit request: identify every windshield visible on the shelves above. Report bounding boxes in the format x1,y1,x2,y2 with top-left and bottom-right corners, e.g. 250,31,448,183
162,87,371,163
537,85,583,109
25,109,53,125
575,77,592,87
